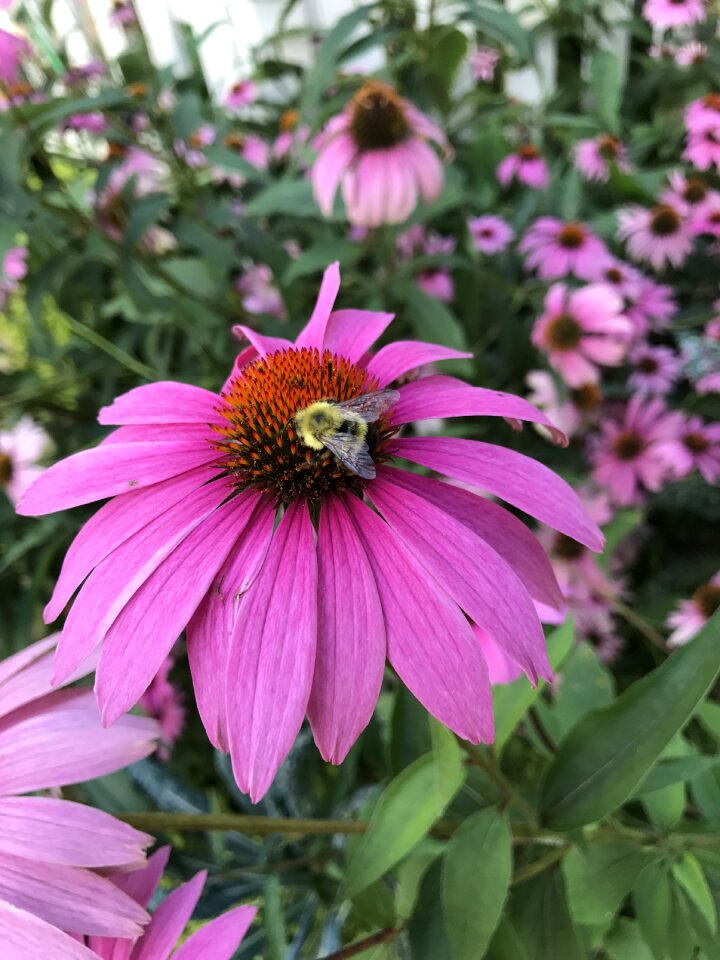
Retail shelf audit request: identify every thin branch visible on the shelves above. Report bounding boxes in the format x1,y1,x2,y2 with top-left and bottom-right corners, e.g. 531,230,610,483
511,846,569,886
319,927,404,960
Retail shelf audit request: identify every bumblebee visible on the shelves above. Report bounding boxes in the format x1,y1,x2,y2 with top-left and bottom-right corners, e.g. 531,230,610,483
294,389,400,479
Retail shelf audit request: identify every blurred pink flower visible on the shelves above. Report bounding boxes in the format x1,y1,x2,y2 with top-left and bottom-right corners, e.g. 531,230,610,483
0,27,30,84
667,572,720,647
629,344,681,394
625,275,677,333
661,171,715,219
312,81,448,227
468,215,514,254
139,656,185,761
519,217,609,280
62,111,107,134
532,283,631,387
109,0,136,27
573,135,631,183
225,78,256,110
470,46,500,83
656,414,720,483
526,371,593,439
0,245,27,307
683,95,720,170
419,269,454,302
0,416,48,505
676,41,708,66
617,202,694,271
273,110,310,160
0,636,158,943
235,263,286,319
591,395,682,505
688,191,720,236
96,148,168,242
497,144,549,189
643,0,705,29
64,61,105,87
175,125,216,167
17,263,601,801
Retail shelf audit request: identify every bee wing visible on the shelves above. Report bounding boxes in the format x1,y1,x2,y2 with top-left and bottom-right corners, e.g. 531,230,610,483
335,389,401,423
319,433,376,479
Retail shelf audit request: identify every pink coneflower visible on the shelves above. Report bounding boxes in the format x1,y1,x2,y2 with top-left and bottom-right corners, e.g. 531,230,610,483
626,275,677,333
587,255,642,301
649,42,676,60
139,655,185,761
96,148,168,243
175,124,216,167
656,414,720,482
62,111,107,134
617,202,694,270
0,27,30,85
573,135,631,183
109,0,136,27
685,94,720,135
0,416,48,504
64,60,105,87
591,395,682,505
688,190,720,236
235,263,286,319
225,78,256,110
661,171,715,219
642,0,706,30
471,46,500,83
0,245,27,307
676,41,708,66
76,846,256,959
273,109,310,160
468,215,514,254
684,128,720,170
419,269,454,302
629,344,681,394
667,572,720,647
526,371,590,439
519,217,610,280
532,284,632,387
0,636,158,942
312,80,447,227
18,263,602,801
497,143,549,190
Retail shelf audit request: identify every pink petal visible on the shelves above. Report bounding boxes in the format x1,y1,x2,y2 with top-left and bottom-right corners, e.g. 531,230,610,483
0,851,149,937
16,441,216,516
322,309,394,364
0,901,99,960
173,905,257,960
294,261,341,349
227,501,318,802
383,467,562,609
308,495,386,764
0,797,151,868
54,479,230,684
392,375,567,445
96,493,259,725
98,382,221,426
131,871,205,960
230,326,292,357
0,636,57,688
341,494,494,743
365,341,472,388
187,495,275,751
312,135,356,216
474,626,524,685
395,436,604,551
405,138,444,202
101,424,214,445
369,475,550,684
44,466,217,624
0,691,158,795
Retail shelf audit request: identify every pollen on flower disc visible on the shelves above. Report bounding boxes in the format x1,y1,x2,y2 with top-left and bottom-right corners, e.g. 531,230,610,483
557,223,587,250
349,81,410,151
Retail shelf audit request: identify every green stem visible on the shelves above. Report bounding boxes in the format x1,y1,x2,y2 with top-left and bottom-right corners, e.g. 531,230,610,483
61,314,158,380
511,846,569,886
317,927,404,960
462,743,539,827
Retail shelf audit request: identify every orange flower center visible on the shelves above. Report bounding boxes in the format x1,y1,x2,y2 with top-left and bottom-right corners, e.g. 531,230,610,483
693,583,720,619
0,452,12,486
684,178,707,204
571,383,602,410
598,135,620,159
683,431,709,454
611,430,644,461
212,348,394,503
518,144,539,159
545,313,582,351
126,82,147,98
650,205,681,236
557,223,586,249
280,109,300,133
702,93,720,112
349,81,410,150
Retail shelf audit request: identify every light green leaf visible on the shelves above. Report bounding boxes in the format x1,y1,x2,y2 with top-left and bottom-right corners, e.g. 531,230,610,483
634,755,720,796
541,609,720,831
409,858,453,960
398,283,470,358
283,239,360,284
633,862,671,960
605,918,655,960
442,809,512,960
563,845,652,926
536,641,614,744
673,853,716,933
591,49,622,133
342,726,464,899
465,1,534,61
300,5,376,115
244,179,318,218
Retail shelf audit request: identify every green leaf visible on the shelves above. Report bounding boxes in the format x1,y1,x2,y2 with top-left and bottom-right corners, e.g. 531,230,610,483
599,509,643,571
464,1,534,61
563,845,652,926
493,618,574,751
672,853,716,933
398,283,470,358
160,259,220,299
633,861,671,960
243,179,318,218
540,609,720,831
442,808,511,960
605,918,656,960
341,725,464,899
409,859,453,960
536,641,614,744
485,918,529,960
511,870,582,960
300,5,376,116
591,49,622,133
634,755,720,796
283,239,360,284
123,193,170,247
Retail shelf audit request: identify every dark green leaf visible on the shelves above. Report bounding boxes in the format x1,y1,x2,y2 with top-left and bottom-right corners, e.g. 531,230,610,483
635,754,720,796
464,1,534,61
512,870,582,960
283,239,360,284
244,179,318,218
409,859,453,960
633,861,672,960
562,845,652,926
672,854,716,933
398,283,470,360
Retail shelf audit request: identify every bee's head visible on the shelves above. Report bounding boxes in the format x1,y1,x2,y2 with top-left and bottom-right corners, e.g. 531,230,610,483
294,401,343,450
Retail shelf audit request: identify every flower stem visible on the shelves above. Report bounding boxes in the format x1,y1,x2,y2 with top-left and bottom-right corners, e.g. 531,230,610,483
319,927,404,960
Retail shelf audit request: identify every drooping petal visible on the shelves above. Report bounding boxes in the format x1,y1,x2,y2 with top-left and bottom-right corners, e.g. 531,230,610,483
368,475,550,684
365,341,472,388
0,797,151,868
393,375,567,445
322,309,394,364
0,691,158,795
312,134,356,216
0,901,99,960
131,871,205,960
54,480,230,683
172,905,257,960
227,501,318,802
44,466,217,624
474,626,524,685
0,851,149,937
341,494,494,743
308,495,386,764
396,436,604,551
96,493,260,725
294,261,341,349
187,496,275,752
98,382,222,426
16,441,216,516
382,467,563,609
0,636,57,689
112,845,170,906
